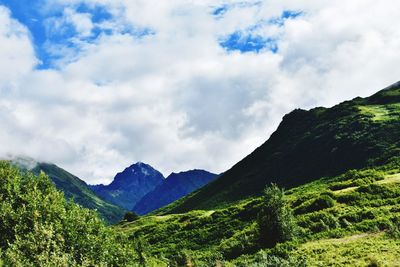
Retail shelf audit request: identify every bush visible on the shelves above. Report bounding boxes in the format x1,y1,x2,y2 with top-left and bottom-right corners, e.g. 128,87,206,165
0,161,137,266
252,252,307,267
295,195,335,214
257,184,297,248
124,211,139,222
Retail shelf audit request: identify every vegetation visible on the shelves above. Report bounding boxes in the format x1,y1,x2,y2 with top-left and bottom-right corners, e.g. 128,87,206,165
0,161,144,266
2,84,400,266
32,163,126,224
124,211,139,222
162,86,400,213
116,160,400,266
113,85,400,266
257,184,297,247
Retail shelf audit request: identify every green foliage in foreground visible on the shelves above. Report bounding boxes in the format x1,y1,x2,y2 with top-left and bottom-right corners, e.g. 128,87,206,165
32,163,126,224
116,159,400,266
0,161,138,266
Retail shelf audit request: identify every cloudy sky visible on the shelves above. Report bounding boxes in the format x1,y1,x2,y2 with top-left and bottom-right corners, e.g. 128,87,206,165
0,0,399,184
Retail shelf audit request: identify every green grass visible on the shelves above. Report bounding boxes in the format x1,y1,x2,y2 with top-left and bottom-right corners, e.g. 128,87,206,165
293,233,400,267
115,160,400,266
160,86,400,214
358,104,400,121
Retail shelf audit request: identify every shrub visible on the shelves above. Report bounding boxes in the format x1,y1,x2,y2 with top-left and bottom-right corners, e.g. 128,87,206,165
257,184,297,248
0,161,137,266
253,251,307,267
295,195,335,214
124,211,139,222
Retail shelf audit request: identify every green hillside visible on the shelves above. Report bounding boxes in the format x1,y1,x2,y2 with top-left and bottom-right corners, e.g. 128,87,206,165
32,163,126,224
2,83,400,266
161,82,400,213
116,160,400,266
112,82,400,266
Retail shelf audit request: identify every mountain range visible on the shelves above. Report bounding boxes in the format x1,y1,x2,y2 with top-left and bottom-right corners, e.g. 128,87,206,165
3,81,400,265
90,162,165,210
90,163,217,214
10,157,218,221
112,81,400,266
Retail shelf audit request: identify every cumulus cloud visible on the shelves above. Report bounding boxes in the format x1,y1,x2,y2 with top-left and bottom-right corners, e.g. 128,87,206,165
0,0,400,184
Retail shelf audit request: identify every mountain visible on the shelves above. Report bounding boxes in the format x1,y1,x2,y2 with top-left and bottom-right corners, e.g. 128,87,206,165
32,163,126,224
133,170,218,215
162,81,400,213
115,82,400,266
90,162,164,210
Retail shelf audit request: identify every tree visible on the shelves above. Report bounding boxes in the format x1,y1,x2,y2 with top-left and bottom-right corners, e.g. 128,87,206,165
124,211,139,222
0,161,137,266
257,184,297,248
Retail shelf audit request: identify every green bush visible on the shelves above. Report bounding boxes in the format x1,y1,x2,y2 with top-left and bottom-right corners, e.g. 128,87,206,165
257,184,297,248
0,161,137,266
124,211,139,222
295,195,335,214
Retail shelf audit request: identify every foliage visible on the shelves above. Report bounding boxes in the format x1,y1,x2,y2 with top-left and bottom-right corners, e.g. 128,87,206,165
32,163,126,224
124,211,139,222
116,163,400,266
162,88,400,214
257,184,297,248
0,161,138,266
294,194,335,215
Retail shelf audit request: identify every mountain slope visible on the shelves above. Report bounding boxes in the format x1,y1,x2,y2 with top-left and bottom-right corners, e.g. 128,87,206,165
163,81,400,213
116,160,400,266
90,162,164,210
133,170,217,215
32,163,126,224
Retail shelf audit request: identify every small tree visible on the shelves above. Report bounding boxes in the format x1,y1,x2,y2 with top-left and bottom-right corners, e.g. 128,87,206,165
257,184,297,248
124,212,139,222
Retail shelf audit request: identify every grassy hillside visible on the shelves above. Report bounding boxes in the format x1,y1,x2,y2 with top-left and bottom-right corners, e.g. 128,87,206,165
115,159,400,266
33,163,126,224
162,82,400,213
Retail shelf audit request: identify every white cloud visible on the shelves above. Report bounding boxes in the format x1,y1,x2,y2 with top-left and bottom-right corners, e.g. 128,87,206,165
0,6,37,87
0,1,400,184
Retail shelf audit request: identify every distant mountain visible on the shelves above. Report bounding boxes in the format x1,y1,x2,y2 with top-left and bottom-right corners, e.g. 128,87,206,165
31,163,126,224
90,162,164,210
133,170,217,215
163,81,400,213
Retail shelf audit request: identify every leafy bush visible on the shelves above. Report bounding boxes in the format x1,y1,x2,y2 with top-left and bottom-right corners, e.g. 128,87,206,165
0,161,137,266
251,251,307,267
124,211,139,222
257,184,297,248
294,194,335,214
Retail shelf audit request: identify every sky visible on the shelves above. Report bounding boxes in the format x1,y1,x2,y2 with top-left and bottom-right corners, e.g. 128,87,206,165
0,0,400,184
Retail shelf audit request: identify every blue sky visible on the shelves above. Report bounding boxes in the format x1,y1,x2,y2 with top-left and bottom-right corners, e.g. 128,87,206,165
219,10,303,53
0,0,399,183
0,0,301,68
0,0,154,68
